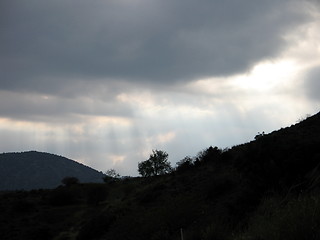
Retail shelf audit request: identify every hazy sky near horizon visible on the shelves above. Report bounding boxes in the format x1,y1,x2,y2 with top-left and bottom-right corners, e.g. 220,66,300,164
1,0,320,175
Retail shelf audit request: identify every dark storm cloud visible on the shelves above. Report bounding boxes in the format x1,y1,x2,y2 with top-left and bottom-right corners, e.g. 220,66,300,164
0,90,133,123
0,0,313,94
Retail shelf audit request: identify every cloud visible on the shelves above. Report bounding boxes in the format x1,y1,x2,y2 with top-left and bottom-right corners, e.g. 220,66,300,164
1,0,314,94
304,66,320,102
0,88,134,123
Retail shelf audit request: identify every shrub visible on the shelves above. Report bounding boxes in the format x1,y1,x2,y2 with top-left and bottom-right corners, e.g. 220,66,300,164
175,156,194,172
103,169,121,183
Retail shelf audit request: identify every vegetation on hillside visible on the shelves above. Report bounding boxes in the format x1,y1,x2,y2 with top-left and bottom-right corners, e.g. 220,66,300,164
138,149,172,177
1,112,320,240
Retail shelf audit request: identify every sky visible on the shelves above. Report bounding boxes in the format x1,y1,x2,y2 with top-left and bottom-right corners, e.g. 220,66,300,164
1,0,320,176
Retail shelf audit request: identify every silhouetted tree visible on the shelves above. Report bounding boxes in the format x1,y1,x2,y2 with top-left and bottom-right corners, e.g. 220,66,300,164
176,156,194,172
254,131,265,140
195,146,222,165
103,169,120,182
138,150,172,177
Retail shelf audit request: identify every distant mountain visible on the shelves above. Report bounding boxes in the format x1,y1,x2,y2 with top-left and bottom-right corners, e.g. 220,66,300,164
0,151,104,190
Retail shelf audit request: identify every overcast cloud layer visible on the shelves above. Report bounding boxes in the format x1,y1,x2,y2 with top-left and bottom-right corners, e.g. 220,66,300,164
1,0,320,175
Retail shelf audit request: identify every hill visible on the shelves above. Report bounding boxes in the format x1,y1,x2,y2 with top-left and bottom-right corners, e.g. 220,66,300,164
0,112,320,240
0,151,104,190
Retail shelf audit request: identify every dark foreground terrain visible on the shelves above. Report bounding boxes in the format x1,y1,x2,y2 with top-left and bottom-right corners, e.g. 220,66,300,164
1,112,320,240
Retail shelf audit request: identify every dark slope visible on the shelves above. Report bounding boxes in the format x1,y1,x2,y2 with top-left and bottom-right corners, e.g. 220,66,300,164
0,151,104,190
230,111,320,192
80,111,320,240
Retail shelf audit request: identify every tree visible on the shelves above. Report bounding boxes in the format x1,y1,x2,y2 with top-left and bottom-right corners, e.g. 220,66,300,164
103,169,120,182
195,146,222,164
106,169,120,178
176,156,194,172
254,131,265,140
138,150,172,177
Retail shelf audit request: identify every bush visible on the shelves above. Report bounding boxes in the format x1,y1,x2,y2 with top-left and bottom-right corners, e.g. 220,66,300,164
176,156,194,172
194,146,222,166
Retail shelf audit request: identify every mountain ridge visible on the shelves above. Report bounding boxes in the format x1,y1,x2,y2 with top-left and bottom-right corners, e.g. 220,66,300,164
0,151,104,191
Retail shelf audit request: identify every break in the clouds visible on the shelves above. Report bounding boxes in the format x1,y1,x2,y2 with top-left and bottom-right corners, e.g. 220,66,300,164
1,0,320,175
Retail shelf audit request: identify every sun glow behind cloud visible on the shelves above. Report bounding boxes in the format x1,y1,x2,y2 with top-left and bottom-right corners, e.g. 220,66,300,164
234,60,298,91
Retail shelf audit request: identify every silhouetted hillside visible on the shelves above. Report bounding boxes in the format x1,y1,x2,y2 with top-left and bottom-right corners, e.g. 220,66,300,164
230,111,320,192
0,112,320,240
0,151,104,190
